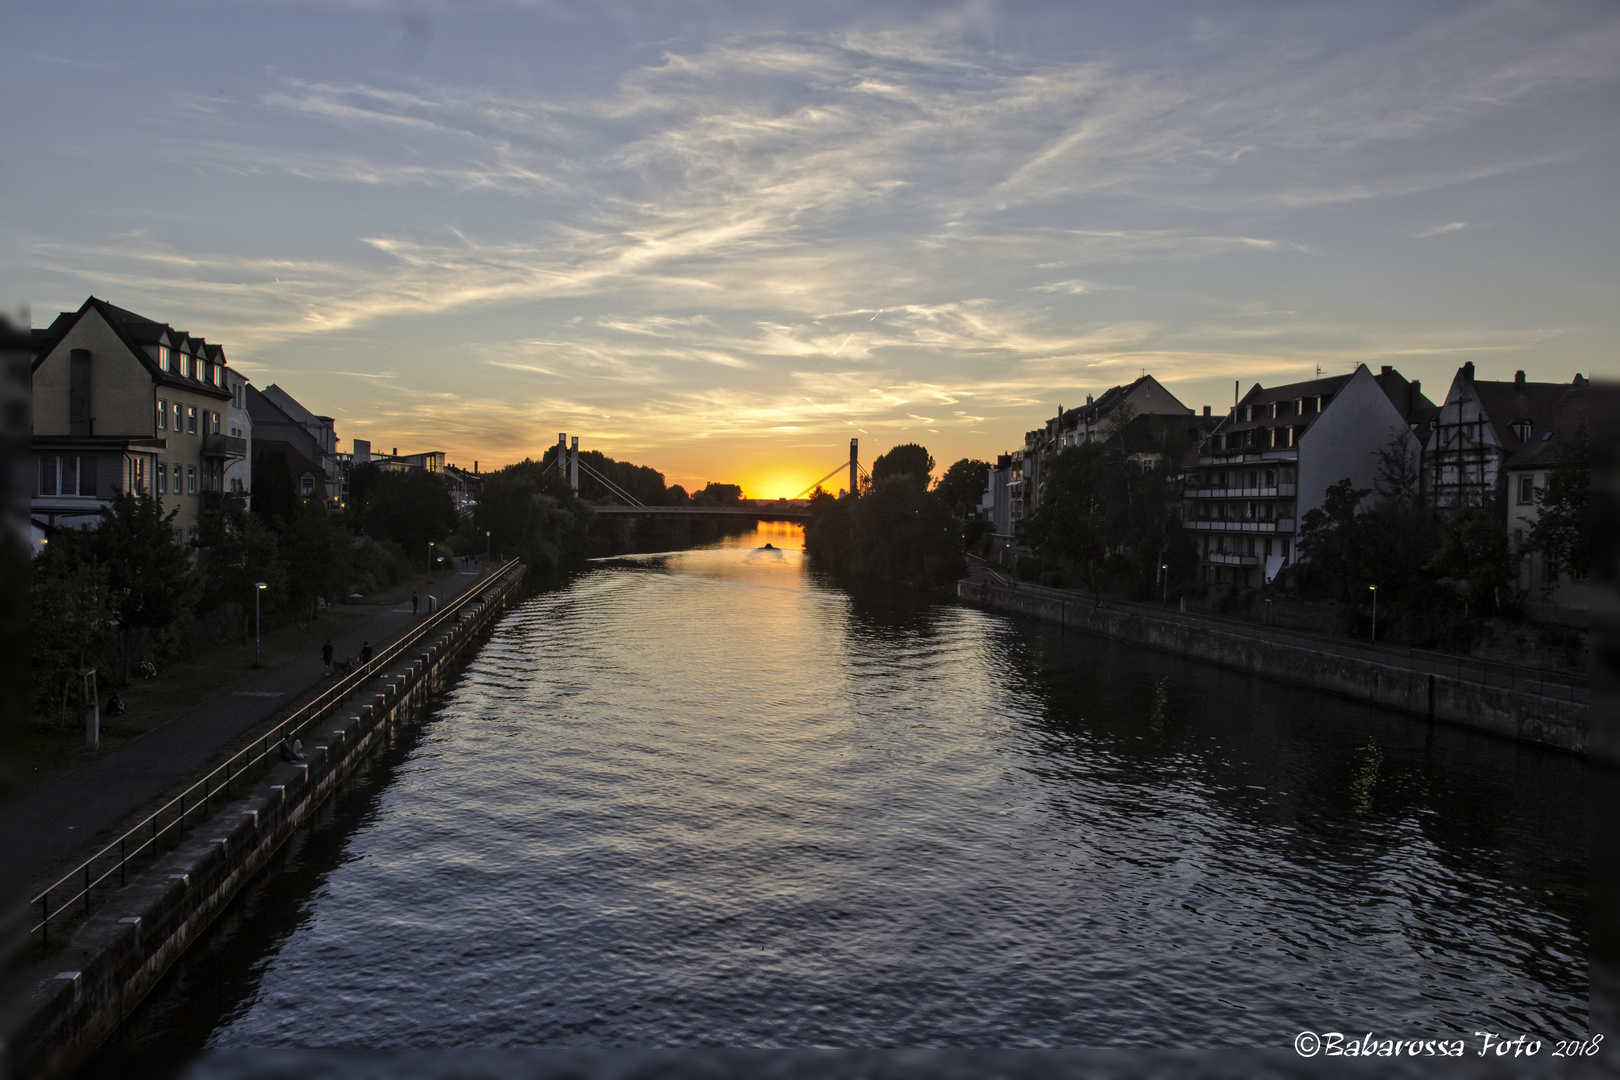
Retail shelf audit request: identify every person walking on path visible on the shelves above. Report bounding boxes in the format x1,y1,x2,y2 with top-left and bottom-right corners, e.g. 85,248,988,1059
322,638,334,676
360,641,373,669
412,592,420,616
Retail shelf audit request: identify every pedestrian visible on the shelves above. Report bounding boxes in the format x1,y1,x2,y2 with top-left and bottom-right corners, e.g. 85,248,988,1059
280,733,304,761
106,691,127,717
360,641,373,667
412,592,419,616
322,638,334,675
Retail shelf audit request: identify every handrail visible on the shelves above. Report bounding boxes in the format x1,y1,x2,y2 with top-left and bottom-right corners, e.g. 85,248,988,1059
29,558,523,945
962,564,1587,701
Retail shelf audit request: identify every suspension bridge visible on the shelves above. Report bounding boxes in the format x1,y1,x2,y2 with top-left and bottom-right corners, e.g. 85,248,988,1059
541,434,871,522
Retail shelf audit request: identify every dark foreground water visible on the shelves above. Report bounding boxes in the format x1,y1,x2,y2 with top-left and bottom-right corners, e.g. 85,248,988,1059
108,524,1588,1055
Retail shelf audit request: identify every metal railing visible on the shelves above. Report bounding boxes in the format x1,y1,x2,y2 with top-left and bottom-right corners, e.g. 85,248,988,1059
961,562,1587,704
28,559,522,948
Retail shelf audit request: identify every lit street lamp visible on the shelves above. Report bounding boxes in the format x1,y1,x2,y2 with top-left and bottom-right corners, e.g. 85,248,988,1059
254,582,267,666
1369,585,1378,644
1161,563,1169,606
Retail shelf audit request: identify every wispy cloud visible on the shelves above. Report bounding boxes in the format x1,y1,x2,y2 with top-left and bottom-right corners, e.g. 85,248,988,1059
1415,222,1469,239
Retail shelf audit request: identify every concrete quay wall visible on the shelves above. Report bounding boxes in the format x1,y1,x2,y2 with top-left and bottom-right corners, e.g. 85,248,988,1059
957,579,1588,757
12,566,528,1079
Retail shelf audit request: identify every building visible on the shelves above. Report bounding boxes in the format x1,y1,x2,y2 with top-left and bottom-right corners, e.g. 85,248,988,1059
1019,375,1194,520
1504,379,1588,621
30,297,245,548
246,385,333,506
1424,363,1584,512
1182,364,1432,588
443,463,483,513
260,384,344,507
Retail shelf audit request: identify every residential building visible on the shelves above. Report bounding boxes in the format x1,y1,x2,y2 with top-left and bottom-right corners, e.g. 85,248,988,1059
1183,364,1432,588
246,385,333,505
443,463,483,514
1424,363,1584,511
1019,375,1194,520
1504,379,1588,622
260,384,343,507
30,297,244,548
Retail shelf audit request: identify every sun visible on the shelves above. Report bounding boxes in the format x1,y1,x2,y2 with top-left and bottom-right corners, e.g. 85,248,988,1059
741,469,825,500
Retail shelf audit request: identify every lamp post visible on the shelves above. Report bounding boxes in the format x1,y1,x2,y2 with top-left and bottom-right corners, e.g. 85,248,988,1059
485,530,491,558
1161,563,1169,606
254,582,267,666
1369,585,1378,644
435,556,446,608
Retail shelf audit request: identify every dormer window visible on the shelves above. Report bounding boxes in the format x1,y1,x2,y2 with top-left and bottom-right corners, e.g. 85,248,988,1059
1512,420,1532,442
182,353,195,379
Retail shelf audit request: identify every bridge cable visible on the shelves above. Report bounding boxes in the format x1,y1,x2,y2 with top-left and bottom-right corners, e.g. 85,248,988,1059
574,457,646,506
793,461,854,500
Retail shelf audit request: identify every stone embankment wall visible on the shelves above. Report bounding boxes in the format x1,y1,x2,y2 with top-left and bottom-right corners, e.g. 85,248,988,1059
13,566,528,1079
958,578,1589,757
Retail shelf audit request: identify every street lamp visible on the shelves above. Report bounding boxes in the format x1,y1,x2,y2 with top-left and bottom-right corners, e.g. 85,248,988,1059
434,555,446,608
1161,563,1169,606
254,582,267,666
1369,585,1378,644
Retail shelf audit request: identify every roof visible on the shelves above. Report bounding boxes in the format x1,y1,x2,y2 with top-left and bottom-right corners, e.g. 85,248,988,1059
31,296,233,401
1463,373,1580,457
1504,381,1587,471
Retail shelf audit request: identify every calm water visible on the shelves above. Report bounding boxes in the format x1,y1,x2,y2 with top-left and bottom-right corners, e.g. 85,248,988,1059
113,524,1588,1051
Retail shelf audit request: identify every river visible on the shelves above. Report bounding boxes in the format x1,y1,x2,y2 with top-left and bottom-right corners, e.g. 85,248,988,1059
105,523,1587,1053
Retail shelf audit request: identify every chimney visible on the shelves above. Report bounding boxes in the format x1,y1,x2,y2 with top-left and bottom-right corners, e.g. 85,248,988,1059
1203,405,1211,417
1086,394,1093,406
474,460,478,473
1410,379,1420,399
392,447,398,456
1380,365,1392,376
1514,370,1526,389
1462,361,1475,382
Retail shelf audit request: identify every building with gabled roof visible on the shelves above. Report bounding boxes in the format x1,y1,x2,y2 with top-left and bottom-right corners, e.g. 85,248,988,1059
30,296,247,550
1424,363,1586,512
1183,364,1433,588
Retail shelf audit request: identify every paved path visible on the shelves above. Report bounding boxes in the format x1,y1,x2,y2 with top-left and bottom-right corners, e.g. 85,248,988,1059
1,566,498,894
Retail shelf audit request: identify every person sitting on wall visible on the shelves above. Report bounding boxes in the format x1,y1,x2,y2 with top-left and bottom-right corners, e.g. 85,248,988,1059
280,734,304,761
106,692,127,717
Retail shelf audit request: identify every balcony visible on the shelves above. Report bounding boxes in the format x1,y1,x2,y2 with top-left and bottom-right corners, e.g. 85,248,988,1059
1184,484,1296,499
1206,552,1259,566
202,433,247,459
1183,519,1295,534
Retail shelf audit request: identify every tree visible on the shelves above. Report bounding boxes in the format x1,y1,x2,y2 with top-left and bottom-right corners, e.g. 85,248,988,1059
1294,478,1372,602
285,501,354,626
665,483,690,504
1020,444,1121,593
692,482,742,506
251,447,299,529
803,478,962,587
30,543,113,725
195,493,287,640
474,459,594,571
933,458,992,518
358,468,458,552
87,491,197,683
1529,426,1589,580
871,444,934,488
1374,427,1421,502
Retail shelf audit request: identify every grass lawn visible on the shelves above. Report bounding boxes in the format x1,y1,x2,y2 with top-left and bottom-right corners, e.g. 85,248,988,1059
20,610,368,796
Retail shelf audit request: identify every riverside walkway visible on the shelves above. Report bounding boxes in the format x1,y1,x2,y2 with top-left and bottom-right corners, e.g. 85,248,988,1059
1,564,499,894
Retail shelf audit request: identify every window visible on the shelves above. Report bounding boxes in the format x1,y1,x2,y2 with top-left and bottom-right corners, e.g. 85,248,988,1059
76,456,96,496
38,457,57,496
173,401,183,432
182,353,194,379
211,411,221,434
187,465,197,494
1546,550,1559,579
300,476,315,496
157,398,168,431
1244,405,1253,422
1518,476,1535,504
187,405,198,434
158,462,168,495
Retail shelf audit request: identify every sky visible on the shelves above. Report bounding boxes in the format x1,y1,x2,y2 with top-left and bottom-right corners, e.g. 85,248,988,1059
11,0,1618,497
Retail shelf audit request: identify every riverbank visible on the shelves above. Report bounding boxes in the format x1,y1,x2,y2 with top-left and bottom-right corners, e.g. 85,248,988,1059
2,563,529,1079
957,574,1590,757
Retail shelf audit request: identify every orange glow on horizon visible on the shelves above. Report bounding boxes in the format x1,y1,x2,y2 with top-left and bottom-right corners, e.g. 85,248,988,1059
738,468,830,500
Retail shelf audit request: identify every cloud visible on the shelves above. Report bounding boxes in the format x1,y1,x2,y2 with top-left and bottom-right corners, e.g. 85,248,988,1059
1415,222,1469,238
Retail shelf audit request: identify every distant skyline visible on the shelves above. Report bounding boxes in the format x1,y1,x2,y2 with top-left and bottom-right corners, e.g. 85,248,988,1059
14,1,1618,496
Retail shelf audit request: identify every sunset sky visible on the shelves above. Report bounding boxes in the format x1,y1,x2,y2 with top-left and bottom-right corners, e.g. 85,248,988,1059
13,1,1618,497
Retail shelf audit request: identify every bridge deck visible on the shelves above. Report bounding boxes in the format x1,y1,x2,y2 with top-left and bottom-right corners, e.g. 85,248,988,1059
592,505,810,521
